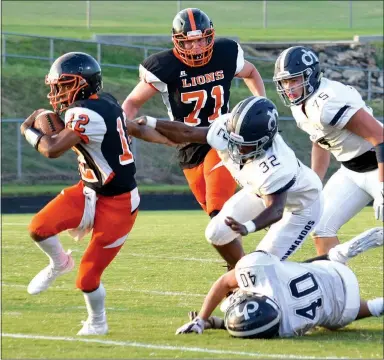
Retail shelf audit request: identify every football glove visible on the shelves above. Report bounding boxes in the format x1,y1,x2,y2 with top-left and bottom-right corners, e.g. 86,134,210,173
175,316,205,335
188,311,226,330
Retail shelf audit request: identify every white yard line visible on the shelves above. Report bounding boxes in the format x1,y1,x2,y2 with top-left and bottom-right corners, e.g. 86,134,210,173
1,333,346,359
2,283,206,297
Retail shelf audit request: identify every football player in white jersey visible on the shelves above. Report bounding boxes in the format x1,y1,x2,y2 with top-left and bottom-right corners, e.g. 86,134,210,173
137,96,324,267
273,46,384,255
175,227,383,338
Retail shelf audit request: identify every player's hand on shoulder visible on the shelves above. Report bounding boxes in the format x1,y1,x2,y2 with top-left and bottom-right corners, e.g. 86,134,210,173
175,317,205,335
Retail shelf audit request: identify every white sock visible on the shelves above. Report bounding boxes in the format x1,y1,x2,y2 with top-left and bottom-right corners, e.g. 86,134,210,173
83,283,106,323
35,235,68,268
367,298,383,317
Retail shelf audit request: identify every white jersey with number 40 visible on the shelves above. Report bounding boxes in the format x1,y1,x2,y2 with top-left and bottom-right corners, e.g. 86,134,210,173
234,251,360,337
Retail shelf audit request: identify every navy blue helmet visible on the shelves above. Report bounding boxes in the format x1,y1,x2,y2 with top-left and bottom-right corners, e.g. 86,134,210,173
273,46,322,106
226,97,279,164
224,292,281,339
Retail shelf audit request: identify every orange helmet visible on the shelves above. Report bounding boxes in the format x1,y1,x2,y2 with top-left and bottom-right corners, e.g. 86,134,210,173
172,8,215,67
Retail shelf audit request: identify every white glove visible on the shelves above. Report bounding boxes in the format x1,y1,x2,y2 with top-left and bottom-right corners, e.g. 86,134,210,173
175,317,205,335
373,186,384,222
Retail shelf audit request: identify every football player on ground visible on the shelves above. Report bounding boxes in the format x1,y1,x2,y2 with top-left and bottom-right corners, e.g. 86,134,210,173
273,46,384,255
20,52,173,335
122,8,266,265
136,96,324,268
176,227,383,338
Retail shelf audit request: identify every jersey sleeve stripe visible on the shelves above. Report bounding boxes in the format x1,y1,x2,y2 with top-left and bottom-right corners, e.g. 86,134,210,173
272,176,296,195
329,105,350,126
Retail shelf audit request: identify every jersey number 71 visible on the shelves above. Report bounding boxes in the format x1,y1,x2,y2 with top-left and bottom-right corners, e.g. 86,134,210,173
181,85,224,125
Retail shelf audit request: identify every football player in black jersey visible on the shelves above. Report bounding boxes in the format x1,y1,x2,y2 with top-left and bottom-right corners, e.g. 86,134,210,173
123,8,266,265
20,52,173,335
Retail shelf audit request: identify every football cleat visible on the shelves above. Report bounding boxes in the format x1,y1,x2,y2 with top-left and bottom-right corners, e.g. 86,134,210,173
328,227,383,264
77,319,108,336
27,250,74,295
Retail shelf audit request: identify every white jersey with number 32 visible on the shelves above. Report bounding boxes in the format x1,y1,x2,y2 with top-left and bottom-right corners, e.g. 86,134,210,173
207,116,322,212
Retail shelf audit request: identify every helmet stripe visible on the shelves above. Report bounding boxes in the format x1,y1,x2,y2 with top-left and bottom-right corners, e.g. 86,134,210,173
187,8,197,31
234,97,264,135
279,47,291,72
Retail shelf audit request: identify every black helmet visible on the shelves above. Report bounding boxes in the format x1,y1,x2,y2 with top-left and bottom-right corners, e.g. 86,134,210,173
172,8,214,67
273,46,322,106
225,292,281,339
45,52,103,113
226,97,279,164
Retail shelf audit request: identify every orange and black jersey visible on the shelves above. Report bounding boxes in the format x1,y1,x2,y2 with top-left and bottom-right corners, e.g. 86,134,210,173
140,38,245,168
65,93,137,196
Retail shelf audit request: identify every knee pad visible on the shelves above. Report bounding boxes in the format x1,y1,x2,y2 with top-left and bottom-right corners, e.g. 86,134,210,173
205,217,237,246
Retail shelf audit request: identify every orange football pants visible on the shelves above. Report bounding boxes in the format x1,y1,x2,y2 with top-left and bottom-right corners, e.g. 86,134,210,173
29,181,139,292
183,148,236,215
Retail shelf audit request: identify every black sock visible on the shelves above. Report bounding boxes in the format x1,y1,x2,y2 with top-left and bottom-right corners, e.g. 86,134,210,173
302,254,329,263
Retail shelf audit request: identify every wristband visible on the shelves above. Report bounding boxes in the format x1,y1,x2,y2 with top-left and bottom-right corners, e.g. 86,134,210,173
25,128,43,149
375,142,384,163
146,116,157,128
243,220,257,234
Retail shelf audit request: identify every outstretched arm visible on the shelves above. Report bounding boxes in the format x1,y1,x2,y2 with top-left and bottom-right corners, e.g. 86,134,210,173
136,116,209,144
126,120,176,146
176,270,238,334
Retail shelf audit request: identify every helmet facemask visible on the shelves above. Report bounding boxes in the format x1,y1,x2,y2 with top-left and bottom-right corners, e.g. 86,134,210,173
273,68,316,107
227,132,271,165
172,28,215,67
45,73,88,113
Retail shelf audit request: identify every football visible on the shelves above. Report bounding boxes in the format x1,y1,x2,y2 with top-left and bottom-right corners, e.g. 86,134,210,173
33,110,65,136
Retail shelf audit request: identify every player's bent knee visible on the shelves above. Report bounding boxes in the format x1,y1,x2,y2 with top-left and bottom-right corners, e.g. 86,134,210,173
28,216,53,241
76,273,101,292
205,217,237,246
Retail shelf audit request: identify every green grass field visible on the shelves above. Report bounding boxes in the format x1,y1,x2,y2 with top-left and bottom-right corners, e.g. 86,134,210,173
2,208,383,359
2,1,383,40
